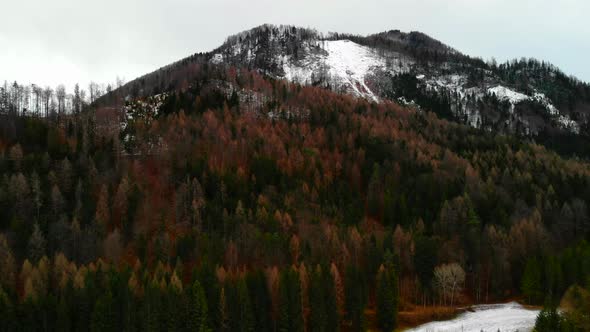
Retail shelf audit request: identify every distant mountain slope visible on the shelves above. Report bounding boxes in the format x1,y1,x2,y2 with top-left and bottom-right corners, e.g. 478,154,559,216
99,24,590,157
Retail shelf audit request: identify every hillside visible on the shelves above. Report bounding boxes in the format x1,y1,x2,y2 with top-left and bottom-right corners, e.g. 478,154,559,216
1,24,590,332
2,56,590,330
101,24,590,157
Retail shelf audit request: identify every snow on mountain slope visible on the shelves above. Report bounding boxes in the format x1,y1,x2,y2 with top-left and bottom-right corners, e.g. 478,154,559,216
281,40,388,100
488,86,529,104
321,40,387,101
282,39,413,101
486,85,579,132
215,36,412,102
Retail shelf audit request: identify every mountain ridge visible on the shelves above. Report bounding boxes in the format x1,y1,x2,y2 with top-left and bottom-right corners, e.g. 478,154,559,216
99,24,590,156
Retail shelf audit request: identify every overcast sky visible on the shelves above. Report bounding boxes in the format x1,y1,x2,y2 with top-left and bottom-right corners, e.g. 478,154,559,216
2,0,589,91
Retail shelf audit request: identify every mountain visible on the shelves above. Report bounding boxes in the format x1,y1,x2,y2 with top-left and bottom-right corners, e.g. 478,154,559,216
99,24,590,157
3,24,590,332
209,25,590,135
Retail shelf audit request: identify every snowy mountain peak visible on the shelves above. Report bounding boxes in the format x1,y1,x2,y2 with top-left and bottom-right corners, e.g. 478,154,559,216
114,24,590,148
209,25,588,136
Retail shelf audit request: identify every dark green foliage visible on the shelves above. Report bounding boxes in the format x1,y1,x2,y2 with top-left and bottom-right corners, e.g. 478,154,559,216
188,280,210,332
414,236,437,294
522,258,543,304
376,264,398,332
345,265,367,332
0,287,16,332
91,292,115,332
237,279,255,332
534,306,582,332
308,266,338,332
278,269,303,332
246,271,273,332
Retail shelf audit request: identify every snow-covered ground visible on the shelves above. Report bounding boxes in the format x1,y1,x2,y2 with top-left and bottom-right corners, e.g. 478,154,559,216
405,302,540,332
281,39,397,101
488,86,530,104
321,40,386,101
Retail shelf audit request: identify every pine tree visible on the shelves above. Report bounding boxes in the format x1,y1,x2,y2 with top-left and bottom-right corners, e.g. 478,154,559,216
91,291,115,332
246,270,272,332
56,296,71,332
345,265,367,332
237,278,255,332
376,264,398,332
28,223,46,263
218,287,229,332
188,280,210,332
521,258,543,304
324,266,339,332
95,185,110,234
0,235,16,291
309,266,327,332
366,163,382,217
534,307,563,332
278,269,303,332
0,287,16,332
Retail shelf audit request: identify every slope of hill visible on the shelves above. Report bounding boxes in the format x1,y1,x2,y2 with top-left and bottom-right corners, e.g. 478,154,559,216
2,28,590,330
3,61,590,331
211,25,590,135
98,24,590,157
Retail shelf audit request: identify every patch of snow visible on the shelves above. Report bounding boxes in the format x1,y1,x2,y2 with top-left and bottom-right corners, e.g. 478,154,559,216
322,40,386,101
416,74,425,80
558,115,580,134
211,53,223,64
281,39,397,102
488,86,529,104
397,96,418,107
407,302,540,332
486,87,580,132
532,92,559,116
425,75,467,95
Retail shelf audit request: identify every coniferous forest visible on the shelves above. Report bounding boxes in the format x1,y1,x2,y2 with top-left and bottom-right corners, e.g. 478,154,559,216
1,60,590,332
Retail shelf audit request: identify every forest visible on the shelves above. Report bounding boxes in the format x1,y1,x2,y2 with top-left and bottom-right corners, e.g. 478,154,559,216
0,62,589,332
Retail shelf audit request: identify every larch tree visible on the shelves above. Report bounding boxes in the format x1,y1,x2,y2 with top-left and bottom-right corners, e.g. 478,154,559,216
28,223,46,263
0,234,16,290
95,185,110,234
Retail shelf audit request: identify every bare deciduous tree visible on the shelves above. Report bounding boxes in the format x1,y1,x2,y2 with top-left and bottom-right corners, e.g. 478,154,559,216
434,262,465,306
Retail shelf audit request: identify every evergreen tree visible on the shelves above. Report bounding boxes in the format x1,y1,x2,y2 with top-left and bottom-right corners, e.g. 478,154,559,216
237,278,255,332
309,267,327,332
246,271,272,332
28,223,46,263
56,296,71,332
345,265,367,332
376,264,398,332
521,258,543,304
309,265,339,332
91,291,115,332
278,269,303,332
414,236,437,303
218,287,229,332
188,280,210,332
0,287,16,332
534,307,563,332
